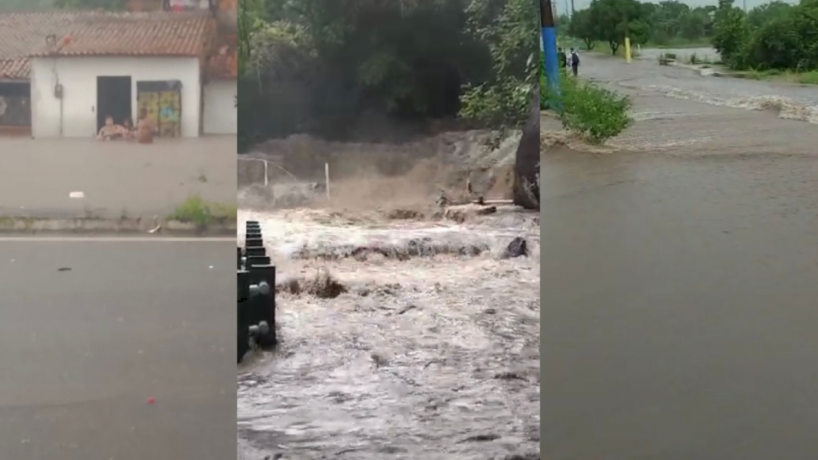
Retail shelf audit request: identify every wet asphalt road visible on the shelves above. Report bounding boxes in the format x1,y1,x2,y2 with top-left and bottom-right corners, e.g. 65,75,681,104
542,151,818,460
0,239,236,460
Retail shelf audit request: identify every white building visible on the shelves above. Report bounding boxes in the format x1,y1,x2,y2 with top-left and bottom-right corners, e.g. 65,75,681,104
0,10,237,138
202,40,237,135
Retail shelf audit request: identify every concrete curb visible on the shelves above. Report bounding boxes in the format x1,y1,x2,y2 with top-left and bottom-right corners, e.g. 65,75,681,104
0,216,237,236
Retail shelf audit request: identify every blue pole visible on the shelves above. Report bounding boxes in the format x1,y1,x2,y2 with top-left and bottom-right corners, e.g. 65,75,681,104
541,0,561,109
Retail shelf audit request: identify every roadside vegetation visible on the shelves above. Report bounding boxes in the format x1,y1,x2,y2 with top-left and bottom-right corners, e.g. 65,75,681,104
711,0,817,82
238,0,537,152
561,0,817,84
169,195,237,230
540,52,632,144
565,0,718,55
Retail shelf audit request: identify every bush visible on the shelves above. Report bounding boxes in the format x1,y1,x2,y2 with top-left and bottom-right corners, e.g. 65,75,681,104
711,0,818,72
541,60,632,144
168,195,237,230
738,11,818,70
558,77,632,143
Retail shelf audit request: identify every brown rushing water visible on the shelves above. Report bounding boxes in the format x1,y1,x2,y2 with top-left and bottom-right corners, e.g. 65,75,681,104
543,53,818,460
543,52,818,155
237,208,540,460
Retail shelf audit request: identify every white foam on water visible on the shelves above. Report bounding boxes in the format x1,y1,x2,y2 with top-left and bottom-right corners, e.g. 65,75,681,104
646,85,818,125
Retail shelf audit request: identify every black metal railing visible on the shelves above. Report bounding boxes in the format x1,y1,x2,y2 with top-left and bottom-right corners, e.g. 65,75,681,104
237,220,277,363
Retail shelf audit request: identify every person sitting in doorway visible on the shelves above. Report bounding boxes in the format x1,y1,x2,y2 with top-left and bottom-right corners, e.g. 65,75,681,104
97,115,123,141
119,118,135,140
136,109,157,144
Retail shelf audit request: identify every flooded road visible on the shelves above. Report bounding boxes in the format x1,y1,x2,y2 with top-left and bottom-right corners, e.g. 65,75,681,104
543,51,818,459
547,52,818,155
237,208,540,460
0,137,236,219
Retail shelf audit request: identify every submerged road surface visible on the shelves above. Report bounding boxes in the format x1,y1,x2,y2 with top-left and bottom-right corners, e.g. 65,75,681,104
0,238,236,460
543,52,818,460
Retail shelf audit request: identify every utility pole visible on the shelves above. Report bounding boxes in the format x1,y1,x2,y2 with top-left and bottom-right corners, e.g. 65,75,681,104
541,0,561,108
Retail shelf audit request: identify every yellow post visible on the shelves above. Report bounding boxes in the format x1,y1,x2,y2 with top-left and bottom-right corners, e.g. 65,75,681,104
624,36,632,63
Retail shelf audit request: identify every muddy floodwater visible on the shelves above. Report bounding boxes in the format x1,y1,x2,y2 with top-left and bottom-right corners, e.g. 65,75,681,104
543,53,818,460
237,208,540,460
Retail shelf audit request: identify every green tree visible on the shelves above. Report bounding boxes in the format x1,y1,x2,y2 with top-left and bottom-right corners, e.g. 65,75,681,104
459,0,539,146
746,1,793,30
622,18,651,45
677,9,706,40
712,0,747,66
557,13,571,32
588,0,647,55
740,1,818,70
569,8,598,50
649,1,690,39
239,0,533,150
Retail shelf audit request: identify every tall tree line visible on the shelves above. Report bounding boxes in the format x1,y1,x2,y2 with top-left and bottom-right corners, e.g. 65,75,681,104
237,0,538,150
564,0,817,72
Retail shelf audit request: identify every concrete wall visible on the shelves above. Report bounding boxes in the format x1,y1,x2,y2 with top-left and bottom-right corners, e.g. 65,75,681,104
31,56,201,138
203,79,237,135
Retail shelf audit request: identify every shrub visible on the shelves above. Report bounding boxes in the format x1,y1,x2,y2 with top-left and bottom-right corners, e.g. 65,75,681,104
541,60,632,144
558,77,632,143
169,195,237,230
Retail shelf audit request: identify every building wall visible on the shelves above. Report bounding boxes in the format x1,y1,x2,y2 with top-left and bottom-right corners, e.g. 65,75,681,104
202,79,236,135
30,56,201,138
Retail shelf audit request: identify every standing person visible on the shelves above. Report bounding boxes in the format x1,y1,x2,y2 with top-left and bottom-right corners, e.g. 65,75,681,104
136,109,156,144
570,48,580,77
558,47,567,69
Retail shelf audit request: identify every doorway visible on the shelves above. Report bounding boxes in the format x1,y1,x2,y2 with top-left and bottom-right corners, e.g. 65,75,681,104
97,76,132,132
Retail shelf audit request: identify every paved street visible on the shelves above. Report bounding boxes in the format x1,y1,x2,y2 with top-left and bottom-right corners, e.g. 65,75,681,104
0,238,236,459
0,137,237,219
542,150,818,460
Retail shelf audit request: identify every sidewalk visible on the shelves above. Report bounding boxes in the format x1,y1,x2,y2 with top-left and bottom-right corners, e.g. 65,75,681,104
0,136,237,233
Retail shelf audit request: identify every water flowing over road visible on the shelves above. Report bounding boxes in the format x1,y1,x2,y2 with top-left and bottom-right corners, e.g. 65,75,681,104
238,208,540,460
543,52,818,460
544,52,818,155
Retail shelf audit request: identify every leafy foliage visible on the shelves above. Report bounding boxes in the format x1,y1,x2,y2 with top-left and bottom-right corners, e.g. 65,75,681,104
541,53,632,144
458,0,539,147
570,0,715,52
239,0,533,151
746,1,793,30
557,77,632,143
564,0,818,75
712,0,747,65
568,9,598,50
587,0,649,55
712,0,818,71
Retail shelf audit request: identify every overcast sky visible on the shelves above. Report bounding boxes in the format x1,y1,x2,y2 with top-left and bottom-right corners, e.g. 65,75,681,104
554,0,799,16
